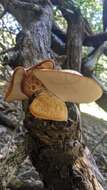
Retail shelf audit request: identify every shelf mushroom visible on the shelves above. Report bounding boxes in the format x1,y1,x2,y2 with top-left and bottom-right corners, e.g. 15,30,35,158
22,59,54,97
29,91,68,121
4,66,28,103
35,59,54,69
4,59,54,102
4,59,103,122
33,69,103,103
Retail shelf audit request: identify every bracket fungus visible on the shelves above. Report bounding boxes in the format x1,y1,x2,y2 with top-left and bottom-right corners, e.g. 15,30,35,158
22,59,55,97
4,66,28,102
29,91,68,121
4,59,54,101
35,59,54,69
33,69,103,103
4,59,103,121
22,70,44,97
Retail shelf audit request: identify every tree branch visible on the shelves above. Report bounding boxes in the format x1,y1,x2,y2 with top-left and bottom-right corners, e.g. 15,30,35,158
52,22,66,43
0,0,43,27
96,91,107,112
103,0,107,31
52,25,107,47
11,0,42,12
51,33,65,55
85,74,107,112
0,0,42,12
64,3,83,71
83,32,107,47
81,42,107,75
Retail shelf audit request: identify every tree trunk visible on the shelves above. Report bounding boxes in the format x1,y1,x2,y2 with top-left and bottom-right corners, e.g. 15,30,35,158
66,17,83,71
0,0,104,189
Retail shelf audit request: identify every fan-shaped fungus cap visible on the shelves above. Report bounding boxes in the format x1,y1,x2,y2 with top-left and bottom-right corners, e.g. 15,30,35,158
4,66,28,103
33,69,103,103
29,91,68,121
22,59,54,97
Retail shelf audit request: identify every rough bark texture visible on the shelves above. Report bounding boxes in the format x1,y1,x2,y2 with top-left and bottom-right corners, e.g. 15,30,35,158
66,17,83,71
0,135,26,190
25,105,83,189
0,0,104,189
103,0,107,31
96,91,107,112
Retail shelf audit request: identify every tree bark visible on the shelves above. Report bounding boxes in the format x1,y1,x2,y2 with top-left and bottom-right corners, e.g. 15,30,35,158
103,0,107,31
96,91,107,112
0,0,104,189
66,16,83,71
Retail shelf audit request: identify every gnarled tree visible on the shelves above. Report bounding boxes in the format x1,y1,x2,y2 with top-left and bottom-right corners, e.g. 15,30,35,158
0,0,106,189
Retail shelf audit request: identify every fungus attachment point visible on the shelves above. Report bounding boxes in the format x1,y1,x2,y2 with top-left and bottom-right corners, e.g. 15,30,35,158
22,59,54,97
22,70,44,97
4,67,28,103
29,91,68,121
33,69,103,103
